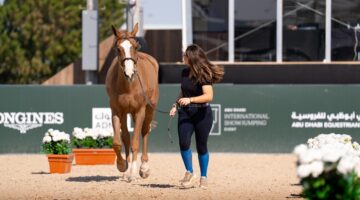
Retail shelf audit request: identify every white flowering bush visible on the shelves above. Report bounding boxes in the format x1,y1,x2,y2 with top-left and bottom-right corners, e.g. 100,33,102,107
72,127,113,148
41,129,71,154
294,133,360,200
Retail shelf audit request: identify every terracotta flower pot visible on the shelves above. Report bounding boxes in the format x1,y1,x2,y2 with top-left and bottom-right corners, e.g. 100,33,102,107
72,148,116,165
47,154,73,174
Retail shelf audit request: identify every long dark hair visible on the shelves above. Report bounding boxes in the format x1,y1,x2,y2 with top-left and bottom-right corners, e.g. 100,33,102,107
184,44,224,84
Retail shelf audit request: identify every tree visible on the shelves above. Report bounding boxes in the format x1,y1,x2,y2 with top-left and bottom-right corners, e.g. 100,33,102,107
0,0,125,84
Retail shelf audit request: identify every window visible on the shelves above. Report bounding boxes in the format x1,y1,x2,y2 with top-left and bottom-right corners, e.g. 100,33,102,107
189,0,360,62
192,0,229,61
332,0,360,61
234,0,277,61
283,0,325,61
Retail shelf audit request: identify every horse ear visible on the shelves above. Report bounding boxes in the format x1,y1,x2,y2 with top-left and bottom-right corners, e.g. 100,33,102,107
112,25,119,37
131,23,138,37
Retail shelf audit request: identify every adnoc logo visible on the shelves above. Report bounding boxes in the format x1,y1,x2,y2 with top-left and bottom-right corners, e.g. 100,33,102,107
0,112,64,134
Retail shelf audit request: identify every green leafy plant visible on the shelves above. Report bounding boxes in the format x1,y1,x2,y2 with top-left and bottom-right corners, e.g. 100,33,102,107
72,127,113,149
294,133,360,200
301,165,360,200
41,129,71,155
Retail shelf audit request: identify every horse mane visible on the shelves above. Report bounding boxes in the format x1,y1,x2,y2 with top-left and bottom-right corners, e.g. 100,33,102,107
138,52,159,73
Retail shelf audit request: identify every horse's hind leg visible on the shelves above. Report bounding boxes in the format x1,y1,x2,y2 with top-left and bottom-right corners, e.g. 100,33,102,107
112,111,128,172
139,108,154,179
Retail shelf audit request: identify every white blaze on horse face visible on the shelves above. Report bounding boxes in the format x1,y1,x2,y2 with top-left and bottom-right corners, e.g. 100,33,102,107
120,40,135,79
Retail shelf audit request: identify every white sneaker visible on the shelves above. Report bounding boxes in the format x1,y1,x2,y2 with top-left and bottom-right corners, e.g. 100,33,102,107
180,172,197,188
179,171,192,183
199,177,208,189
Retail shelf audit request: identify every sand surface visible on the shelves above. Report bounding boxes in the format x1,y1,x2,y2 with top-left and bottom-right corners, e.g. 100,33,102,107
0,153,303,200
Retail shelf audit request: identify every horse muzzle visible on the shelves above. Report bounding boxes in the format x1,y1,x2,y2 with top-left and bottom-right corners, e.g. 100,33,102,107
123,70,137,82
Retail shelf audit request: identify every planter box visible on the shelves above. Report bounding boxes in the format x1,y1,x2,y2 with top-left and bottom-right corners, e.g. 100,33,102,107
47,154,73,174
72,148,116,165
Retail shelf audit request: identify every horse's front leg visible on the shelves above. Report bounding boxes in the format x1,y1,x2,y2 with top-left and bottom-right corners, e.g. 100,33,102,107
111,110,128,172
120,114,131,180
128,107,146,182
139,108,155,179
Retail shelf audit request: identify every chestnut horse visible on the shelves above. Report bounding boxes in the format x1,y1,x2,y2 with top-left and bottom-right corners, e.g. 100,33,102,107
106,23,159,182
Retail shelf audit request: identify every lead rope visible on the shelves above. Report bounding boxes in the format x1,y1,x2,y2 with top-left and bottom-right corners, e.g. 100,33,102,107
136,73,174,143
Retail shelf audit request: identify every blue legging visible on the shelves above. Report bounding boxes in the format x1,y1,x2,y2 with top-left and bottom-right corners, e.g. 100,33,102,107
178,105,212,177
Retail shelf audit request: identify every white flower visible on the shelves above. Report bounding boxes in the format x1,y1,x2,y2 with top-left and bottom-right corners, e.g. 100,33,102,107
42,129,70,144
293,144,308,156
72,127,86,140
299,149,322,164
341,134,352,143
297,164,312,178
310,161,324,177
322,147,343,163
354,163,360,176
74,128,113,140
337,155,356,175
83,127,97,139
97,129,113,138
42,135,52,143
63,132,70,143
296,133,360,179
71,127,114,149
353,142,360,151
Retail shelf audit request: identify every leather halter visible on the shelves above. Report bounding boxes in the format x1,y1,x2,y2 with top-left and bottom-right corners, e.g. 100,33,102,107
121,57,138,67
115,36,138,68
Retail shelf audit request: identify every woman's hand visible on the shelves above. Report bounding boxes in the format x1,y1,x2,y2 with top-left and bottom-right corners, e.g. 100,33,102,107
178,97,191,106
169,106,177,117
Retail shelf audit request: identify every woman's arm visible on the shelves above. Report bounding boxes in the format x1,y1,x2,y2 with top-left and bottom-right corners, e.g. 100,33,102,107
190,85,213,103
169,91,183,116
174,91,183,106
177,85,213,106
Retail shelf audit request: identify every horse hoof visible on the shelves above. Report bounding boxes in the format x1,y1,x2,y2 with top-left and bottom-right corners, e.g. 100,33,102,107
128,176,137,183
122,173,129,180
116,159,128,172
139,168,150,179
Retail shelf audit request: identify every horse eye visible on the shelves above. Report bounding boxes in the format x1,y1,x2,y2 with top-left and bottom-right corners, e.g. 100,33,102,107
136,43,141,50
113,46,120,52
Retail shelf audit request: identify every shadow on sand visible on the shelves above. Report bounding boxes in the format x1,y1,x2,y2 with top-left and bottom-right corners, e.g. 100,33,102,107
137,183,176,189
31,171,50,175
66,175,120,182
286,193,304,199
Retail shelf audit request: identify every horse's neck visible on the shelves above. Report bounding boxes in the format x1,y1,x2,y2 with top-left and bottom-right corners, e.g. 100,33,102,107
117,75,136,90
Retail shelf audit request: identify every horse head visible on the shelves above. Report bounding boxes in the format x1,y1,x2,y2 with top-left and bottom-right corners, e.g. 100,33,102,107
112,23,140,81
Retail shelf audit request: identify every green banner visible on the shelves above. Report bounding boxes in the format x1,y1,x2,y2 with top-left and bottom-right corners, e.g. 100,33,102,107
1,85,360,153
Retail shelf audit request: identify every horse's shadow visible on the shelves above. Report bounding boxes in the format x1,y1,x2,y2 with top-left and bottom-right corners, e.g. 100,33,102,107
137,183,176,189
66,176,120,182
31,171,50,175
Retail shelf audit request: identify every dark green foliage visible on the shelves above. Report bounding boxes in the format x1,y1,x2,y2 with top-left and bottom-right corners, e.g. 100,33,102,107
72,136,113,149
0,0,125,84
301,170,360,200
97,136,113,148
41,140,71,155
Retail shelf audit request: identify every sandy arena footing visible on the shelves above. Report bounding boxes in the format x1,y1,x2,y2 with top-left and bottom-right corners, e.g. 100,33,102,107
0,153,303,200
